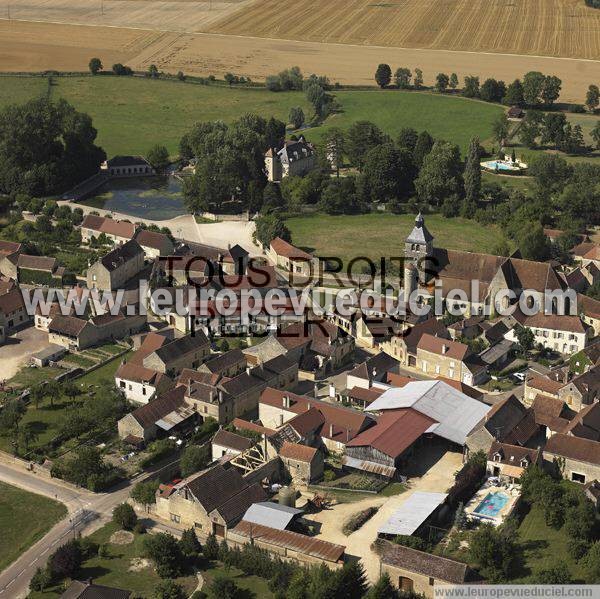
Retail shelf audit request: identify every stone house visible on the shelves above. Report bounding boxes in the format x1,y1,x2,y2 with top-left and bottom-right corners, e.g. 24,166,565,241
416,334,486,386
185,354,298,425
134,229,174,259
278,441,324,485
0,285,30,335
487,441,542,481
264,138,316,182
198,349,247,378
543,433,600,484
379,541,474,597
381,318,449,367
505,313,591,355
211,429,254,462
578,293,600,337
558,366,600,411
0,254,66,285
267,237,315,279
142,331,211,377
87,240,145,291
523,375,564,406
80,215,137,245
48,312,145,350
117,386,195,443
102,155,155,178
465,394,531,456
259,388,374,453
154,464,267,538
115,362,173,405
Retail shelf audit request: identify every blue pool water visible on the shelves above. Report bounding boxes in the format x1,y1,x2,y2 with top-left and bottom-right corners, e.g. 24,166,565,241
485,161,514,171
473,491,510,517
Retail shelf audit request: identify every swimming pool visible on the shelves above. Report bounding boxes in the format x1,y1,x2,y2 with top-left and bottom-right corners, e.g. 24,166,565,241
473,491,510,517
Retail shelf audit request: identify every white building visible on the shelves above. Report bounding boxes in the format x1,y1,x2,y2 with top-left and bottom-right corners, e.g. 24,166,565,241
265,138,316,182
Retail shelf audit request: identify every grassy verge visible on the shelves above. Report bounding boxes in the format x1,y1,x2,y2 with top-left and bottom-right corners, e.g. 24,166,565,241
0,482,67,572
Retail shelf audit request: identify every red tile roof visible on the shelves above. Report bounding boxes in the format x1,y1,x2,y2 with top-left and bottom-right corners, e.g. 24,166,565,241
279,441,318,462
346,408,436,459
270,237,313,261
82,214,136,239
232,520,345,563
545,433,600,466
418,333,470,361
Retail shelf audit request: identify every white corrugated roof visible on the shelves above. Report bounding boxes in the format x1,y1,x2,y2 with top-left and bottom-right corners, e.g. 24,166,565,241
242,501,302,530
366,380,490,445
378,491,448,536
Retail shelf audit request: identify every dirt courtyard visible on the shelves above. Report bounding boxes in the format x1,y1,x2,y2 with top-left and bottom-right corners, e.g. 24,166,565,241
305,449,463,582
0,326,49,380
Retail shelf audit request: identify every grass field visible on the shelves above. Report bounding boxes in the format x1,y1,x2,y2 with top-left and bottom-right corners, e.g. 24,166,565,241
309,91,503,152
211,0,600,60
514,504,587,582
0,482,67,572
0,76,502,156
286,213,508,267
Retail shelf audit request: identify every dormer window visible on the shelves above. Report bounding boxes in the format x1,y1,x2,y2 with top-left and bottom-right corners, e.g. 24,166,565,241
520,458,529,468
493,453,502,462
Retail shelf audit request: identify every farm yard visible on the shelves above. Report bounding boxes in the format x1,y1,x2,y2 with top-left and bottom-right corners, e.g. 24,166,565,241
0,76,502,155
210,0,600,60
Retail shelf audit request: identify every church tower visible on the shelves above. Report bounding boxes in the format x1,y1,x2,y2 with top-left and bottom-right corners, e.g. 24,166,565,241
404,212,434,290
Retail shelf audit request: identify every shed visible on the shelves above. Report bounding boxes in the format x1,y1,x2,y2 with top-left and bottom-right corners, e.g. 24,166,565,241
378,491,448,538
242,501,303,530
31,343,67,367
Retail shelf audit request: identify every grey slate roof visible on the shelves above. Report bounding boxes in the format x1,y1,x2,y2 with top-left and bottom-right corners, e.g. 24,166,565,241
406,213,434,244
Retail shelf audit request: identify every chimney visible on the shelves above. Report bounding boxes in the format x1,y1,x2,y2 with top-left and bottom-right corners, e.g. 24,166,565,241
442,344,449,355
218,389,223,403
283,395,291,409
329,423,334,437
246,366,252,375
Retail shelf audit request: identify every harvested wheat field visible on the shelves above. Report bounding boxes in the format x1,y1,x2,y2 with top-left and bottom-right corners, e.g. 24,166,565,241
0,20,161,72
210,0,600,60
2,0,249,32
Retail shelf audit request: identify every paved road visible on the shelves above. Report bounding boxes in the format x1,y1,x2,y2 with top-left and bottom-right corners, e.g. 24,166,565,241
0,461,173,598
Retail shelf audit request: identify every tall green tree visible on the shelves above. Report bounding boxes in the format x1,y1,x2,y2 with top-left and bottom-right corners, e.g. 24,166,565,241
289,106,305,129
523,71,546,106
462,75,480,98
586,84,600,112
463,137,482,215
345,121,385,168
0,97,105,196
395,67,412,88
362,143,415,203
504,78,524,106
88,57,102,75
323,127,345,176
254,213,291,247
415,140,463,206
435,73,450,93
375,64,392,88
147,144,170,172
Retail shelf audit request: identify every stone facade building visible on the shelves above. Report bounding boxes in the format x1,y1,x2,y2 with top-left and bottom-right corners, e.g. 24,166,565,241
87,240,145,291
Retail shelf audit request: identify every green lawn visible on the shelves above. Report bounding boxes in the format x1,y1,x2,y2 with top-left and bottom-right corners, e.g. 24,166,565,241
0,482,67,572
0,353,128,456
308,91,504,152
513,504,588,582
286,213,507,268
0,76,503,156
28,521,273,598
29,521,198,599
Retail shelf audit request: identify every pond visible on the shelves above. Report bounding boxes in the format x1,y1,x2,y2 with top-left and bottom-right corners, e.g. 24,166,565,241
78,176,187,221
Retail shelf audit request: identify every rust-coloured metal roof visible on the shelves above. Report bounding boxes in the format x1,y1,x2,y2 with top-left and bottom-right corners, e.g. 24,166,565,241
232,520,345,563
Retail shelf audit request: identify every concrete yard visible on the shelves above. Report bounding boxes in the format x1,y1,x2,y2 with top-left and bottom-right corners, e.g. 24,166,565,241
0,326,50,381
